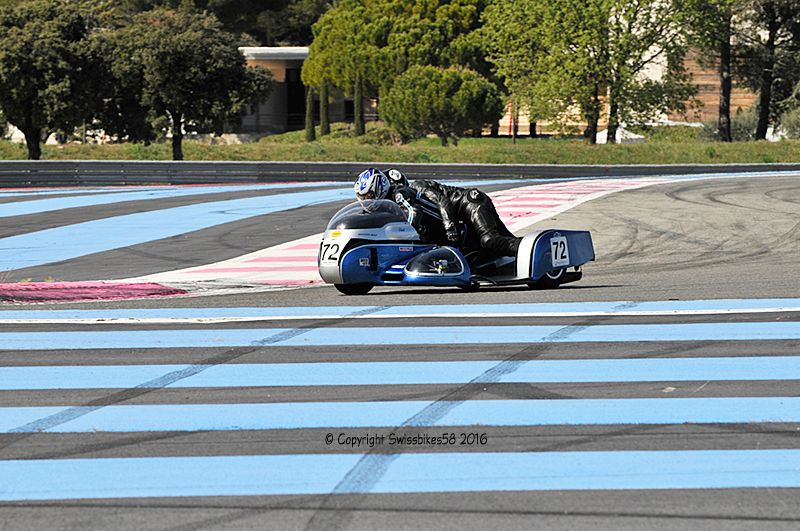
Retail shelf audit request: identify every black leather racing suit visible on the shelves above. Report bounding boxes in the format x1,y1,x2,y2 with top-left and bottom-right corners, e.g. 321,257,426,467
409,180,522,257
389,184,450,246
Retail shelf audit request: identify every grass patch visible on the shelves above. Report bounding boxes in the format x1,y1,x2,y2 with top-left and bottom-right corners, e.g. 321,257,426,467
626,124,701,143
2,123,800,164
0,140,28,159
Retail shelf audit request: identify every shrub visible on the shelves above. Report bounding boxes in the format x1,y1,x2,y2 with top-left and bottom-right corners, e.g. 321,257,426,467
380,66,504,147
698,108,758,142
779,107,800,139
626,125,700,143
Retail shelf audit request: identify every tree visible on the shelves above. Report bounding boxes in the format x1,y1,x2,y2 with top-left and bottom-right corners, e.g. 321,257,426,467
354,70,365,136
604,0,697,142
483,0,696,144
319,79,330,136
483,0,609,142
0,0,100,159
92,28,159,145
305,86,316,141
117,0,331,45
302,1,390,125
102,9,274,160
302,0,497,131
271,0,332,46
477,0,545,134
780,79,800,136
683,0,744,142
0,107,7,139
380,65,503,146
734,0,800,140
69,0,119,26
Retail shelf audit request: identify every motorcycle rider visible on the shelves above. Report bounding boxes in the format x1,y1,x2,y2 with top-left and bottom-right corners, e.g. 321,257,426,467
354,167,450,245
412,177,521,257
354,168,521,256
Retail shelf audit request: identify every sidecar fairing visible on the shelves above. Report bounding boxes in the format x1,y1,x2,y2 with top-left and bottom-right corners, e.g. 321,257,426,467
318,200,473,294
318,200,594,294
469,229,595,288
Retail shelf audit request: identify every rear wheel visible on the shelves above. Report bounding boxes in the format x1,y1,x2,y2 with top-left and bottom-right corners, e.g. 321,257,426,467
528,268,564,290
334,283,373,295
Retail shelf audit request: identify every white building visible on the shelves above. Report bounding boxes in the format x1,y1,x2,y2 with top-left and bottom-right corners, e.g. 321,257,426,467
239,47,361,135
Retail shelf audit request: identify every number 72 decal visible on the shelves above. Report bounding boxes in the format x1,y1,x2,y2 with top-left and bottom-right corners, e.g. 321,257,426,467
550,236,570,267
320,243,340,262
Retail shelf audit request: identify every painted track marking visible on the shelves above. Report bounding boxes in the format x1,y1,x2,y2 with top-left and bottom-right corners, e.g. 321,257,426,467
1,298,799,503
127,177,673,286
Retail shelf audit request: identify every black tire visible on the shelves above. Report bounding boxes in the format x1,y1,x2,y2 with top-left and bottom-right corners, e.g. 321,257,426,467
334,283,373,295
529,268,564,290
459,281,480,292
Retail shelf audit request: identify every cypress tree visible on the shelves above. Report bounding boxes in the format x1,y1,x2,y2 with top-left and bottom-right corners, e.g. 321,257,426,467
305,85,316,142
354,70,365,136
320,79,330,136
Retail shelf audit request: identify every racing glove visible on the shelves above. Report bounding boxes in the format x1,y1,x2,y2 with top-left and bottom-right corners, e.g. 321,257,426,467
446,228,460,246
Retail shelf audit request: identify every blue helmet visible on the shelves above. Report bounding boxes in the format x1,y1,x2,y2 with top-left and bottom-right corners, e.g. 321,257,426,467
354,168,390,200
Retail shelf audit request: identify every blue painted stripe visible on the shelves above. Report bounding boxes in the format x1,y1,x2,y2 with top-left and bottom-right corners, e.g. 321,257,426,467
0,365,194,389
2,322,800,350
0,187,353,270
645,170,800,181
0,187,167,197
0,183,346,218
2,356,798,390
372,449,800,493
1,298,799,321
2,402,430,432
0,179,516,208
0,454,360,500
3,397,798,433
1,449,798,500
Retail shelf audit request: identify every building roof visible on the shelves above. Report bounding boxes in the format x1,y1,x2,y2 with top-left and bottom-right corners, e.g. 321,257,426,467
238,47,309,61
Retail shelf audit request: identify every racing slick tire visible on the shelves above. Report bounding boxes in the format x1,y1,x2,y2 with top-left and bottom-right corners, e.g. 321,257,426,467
459,281,480,292
528,268,564,290
334,283,374,295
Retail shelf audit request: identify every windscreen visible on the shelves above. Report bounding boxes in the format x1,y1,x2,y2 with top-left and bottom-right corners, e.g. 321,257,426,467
326,200,408,230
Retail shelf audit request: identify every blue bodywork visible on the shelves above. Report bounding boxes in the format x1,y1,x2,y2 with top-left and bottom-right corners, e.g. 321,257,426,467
525,229,596,281
318,200,594,291
338,244,473,286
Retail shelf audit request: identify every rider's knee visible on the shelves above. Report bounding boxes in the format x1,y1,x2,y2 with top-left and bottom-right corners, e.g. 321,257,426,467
480,233,521,257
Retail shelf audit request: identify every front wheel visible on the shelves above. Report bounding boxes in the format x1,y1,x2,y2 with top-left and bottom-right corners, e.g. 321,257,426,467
459,281,480,292
334,283,373,295
528,268,564,290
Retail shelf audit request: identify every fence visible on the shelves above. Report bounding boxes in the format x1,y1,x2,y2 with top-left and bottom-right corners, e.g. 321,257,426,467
1,160,800,187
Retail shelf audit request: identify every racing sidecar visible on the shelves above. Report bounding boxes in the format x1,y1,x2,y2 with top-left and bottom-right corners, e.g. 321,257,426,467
318,200,594,295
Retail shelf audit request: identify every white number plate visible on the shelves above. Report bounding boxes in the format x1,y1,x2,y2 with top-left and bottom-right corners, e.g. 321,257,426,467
550,236,569,268
319,242,340,262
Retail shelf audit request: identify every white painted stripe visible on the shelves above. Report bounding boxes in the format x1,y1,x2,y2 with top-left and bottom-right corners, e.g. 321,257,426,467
2,299,797,324
1,305,797,325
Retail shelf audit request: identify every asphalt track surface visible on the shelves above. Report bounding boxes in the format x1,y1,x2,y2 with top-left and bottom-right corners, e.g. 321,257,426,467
1,173,799,530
